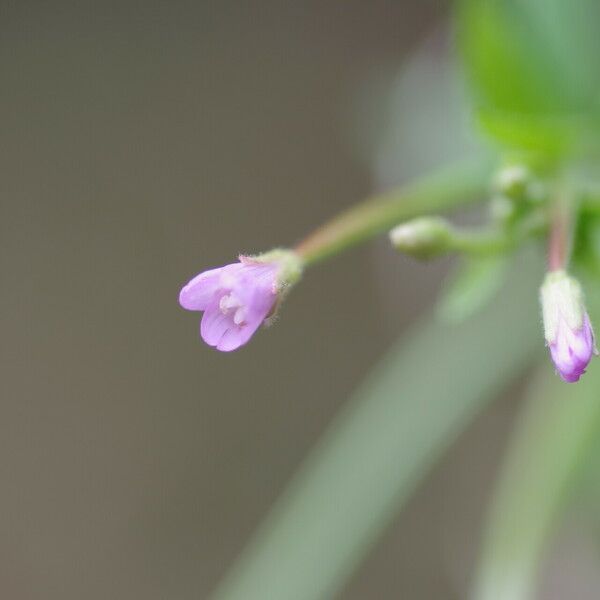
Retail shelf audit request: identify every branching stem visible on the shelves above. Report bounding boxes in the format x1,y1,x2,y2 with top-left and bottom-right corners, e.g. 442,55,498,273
295,158,492,266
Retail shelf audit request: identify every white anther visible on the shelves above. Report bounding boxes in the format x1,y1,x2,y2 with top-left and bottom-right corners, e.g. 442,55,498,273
219,294,240,314
233,307,246,325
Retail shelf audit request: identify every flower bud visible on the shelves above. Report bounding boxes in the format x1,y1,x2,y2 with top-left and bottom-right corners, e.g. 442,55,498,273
494,165,531,200
493,164,546,204
540,270,597,382
179,249,303,351
389,217,452,259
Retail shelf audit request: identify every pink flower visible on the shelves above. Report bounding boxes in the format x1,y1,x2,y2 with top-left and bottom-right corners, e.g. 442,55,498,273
548,313,596,383
540,270,597,383
179,255,286,351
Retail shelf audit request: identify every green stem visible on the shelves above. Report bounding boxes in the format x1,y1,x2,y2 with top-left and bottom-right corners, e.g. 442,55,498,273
451,229,511,255
451,212,548,256
295,158,493,266
548,184,574,271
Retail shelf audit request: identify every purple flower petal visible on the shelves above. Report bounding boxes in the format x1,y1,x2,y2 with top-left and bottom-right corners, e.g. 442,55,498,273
541,271,597,383
200,304,232,346
179,268,223,311
181,258,279,351
215,317,264,352
549,314,595,383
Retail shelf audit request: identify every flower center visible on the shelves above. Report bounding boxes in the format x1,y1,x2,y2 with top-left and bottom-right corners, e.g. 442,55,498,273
219,293,247,326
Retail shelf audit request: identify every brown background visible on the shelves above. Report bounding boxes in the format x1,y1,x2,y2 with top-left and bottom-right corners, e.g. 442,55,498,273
2,2,594,599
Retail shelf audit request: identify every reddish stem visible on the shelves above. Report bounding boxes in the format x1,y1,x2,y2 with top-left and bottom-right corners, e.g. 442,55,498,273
548,197,571,271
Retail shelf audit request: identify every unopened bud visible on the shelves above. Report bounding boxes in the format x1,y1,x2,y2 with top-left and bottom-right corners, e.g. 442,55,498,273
494,165,531,199
493,164,547,205
540,270,597,382
389,217,452,259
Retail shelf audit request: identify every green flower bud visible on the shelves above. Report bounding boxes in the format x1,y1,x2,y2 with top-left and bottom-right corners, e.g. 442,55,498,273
389,217,452,259
540,270,585,343
493,164,547,205
494,165,531,200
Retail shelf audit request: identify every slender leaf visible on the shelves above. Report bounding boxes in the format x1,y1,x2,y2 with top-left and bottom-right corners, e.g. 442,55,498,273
211,254,541,600
471,363,600,600
437,254,510,323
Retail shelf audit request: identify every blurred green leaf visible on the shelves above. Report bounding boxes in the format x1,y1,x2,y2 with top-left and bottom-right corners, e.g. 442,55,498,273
476,112,588,157
458,0,562,114
522,0,600,107
350,31,488,188
573,211,600,279
471,301,600,600
211,253,542,600
437,254,510,323
456,0,600,155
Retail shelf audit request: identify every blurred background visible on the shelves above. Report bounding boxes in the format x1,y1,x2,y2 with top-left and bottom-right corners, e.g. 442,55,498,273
3,2,598,599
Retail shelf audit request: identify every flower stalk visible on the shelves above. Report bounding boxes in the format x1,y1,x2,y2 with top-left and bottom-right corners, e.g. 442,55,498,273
295,158,492,266
179,159,492,352
541,182,597,382
547,189,573,271
389,211,546,260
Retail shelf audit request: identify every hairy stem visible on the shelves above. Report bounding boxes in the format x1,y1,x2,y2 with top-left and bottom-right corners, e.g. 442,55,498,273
295,158,493,266
548,184,574,271
453,212,548,256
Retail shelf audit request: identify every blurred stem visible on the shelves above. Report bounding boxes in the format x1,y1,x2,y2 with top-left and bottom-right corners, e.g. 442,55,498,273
210,252,542,600
548,181,575,271
450,229,510,254
295,158,492,266
471,364,600,600
448,212,547,256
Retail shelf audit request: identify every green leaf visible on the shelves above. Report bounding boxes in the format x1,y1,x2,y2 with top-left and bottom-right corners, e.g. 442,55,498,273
355,33,485,186
456,0,600,155
521,0,600,108
458,0,561,114
476,111,591,158
471,364,600,600
437,254,510,323
572,211,600,279
211,253,542,600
